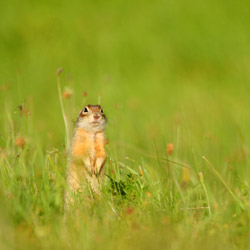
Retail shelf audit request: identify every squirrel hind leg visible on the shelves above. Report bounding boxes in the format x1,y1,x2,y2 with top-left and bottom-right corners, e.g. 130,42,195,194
64,190,75,213
64,170,81,212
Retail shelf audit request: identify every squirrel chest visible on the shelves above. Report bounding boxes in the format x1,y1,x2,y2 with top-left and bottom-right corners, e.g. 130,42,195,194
71,128,106,168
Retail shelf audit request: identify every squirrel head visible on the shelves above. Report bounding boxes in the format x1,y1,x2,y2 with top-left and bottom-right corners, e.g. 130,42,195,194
77,105,107,132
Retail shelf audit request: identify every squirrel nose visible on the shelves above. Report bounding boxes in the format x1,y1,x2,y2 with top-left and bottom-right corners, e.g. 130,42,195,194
93,113,100,120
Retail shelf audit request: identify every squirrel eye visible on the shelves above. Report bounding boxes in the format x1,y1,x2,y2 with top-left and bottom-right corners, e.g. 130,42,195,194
84,107,88,112
101,109,103,113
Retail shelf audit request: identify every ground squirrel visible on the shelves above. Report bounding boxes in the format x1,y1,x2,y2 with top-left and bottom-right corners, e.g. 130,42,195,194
65,105,107,210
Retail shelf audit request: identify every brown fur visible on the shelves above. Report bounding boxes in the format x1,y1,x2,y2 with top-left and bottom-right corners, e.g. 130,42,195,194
65,105,107,211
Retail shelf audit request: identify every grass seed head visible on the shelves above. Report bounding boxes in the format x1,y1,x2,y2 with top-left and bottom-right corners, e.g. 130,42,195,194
167,143,174,155
15,136,25,148
1,84,8,91
83,91,87,97
139,166,144,176
126,207,134,215
56,68,64,76
17,104,31,116
63,87,73,99
199,172,204,183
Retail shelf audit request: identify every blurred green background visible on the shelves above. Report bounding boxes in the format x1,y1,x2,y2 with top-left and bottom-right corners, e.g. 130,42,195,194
1,0,250,165
1,0,250,146
0,0,250,152
0,0,250,249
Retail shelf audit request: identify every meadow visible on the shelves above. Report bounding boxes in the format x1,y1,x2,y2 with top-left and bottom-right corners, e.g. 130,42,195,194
0,0,250,249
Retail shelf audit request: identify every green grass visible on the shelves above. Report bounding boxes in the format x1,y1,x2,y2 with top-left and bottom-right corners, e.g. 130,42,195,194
0,0,250,249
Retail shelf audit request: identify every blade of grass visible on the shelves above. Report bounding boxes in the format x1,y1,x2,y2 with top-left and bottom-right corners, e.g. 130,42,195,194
56,68,70,152
202,156,245,211
198,172,211,216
